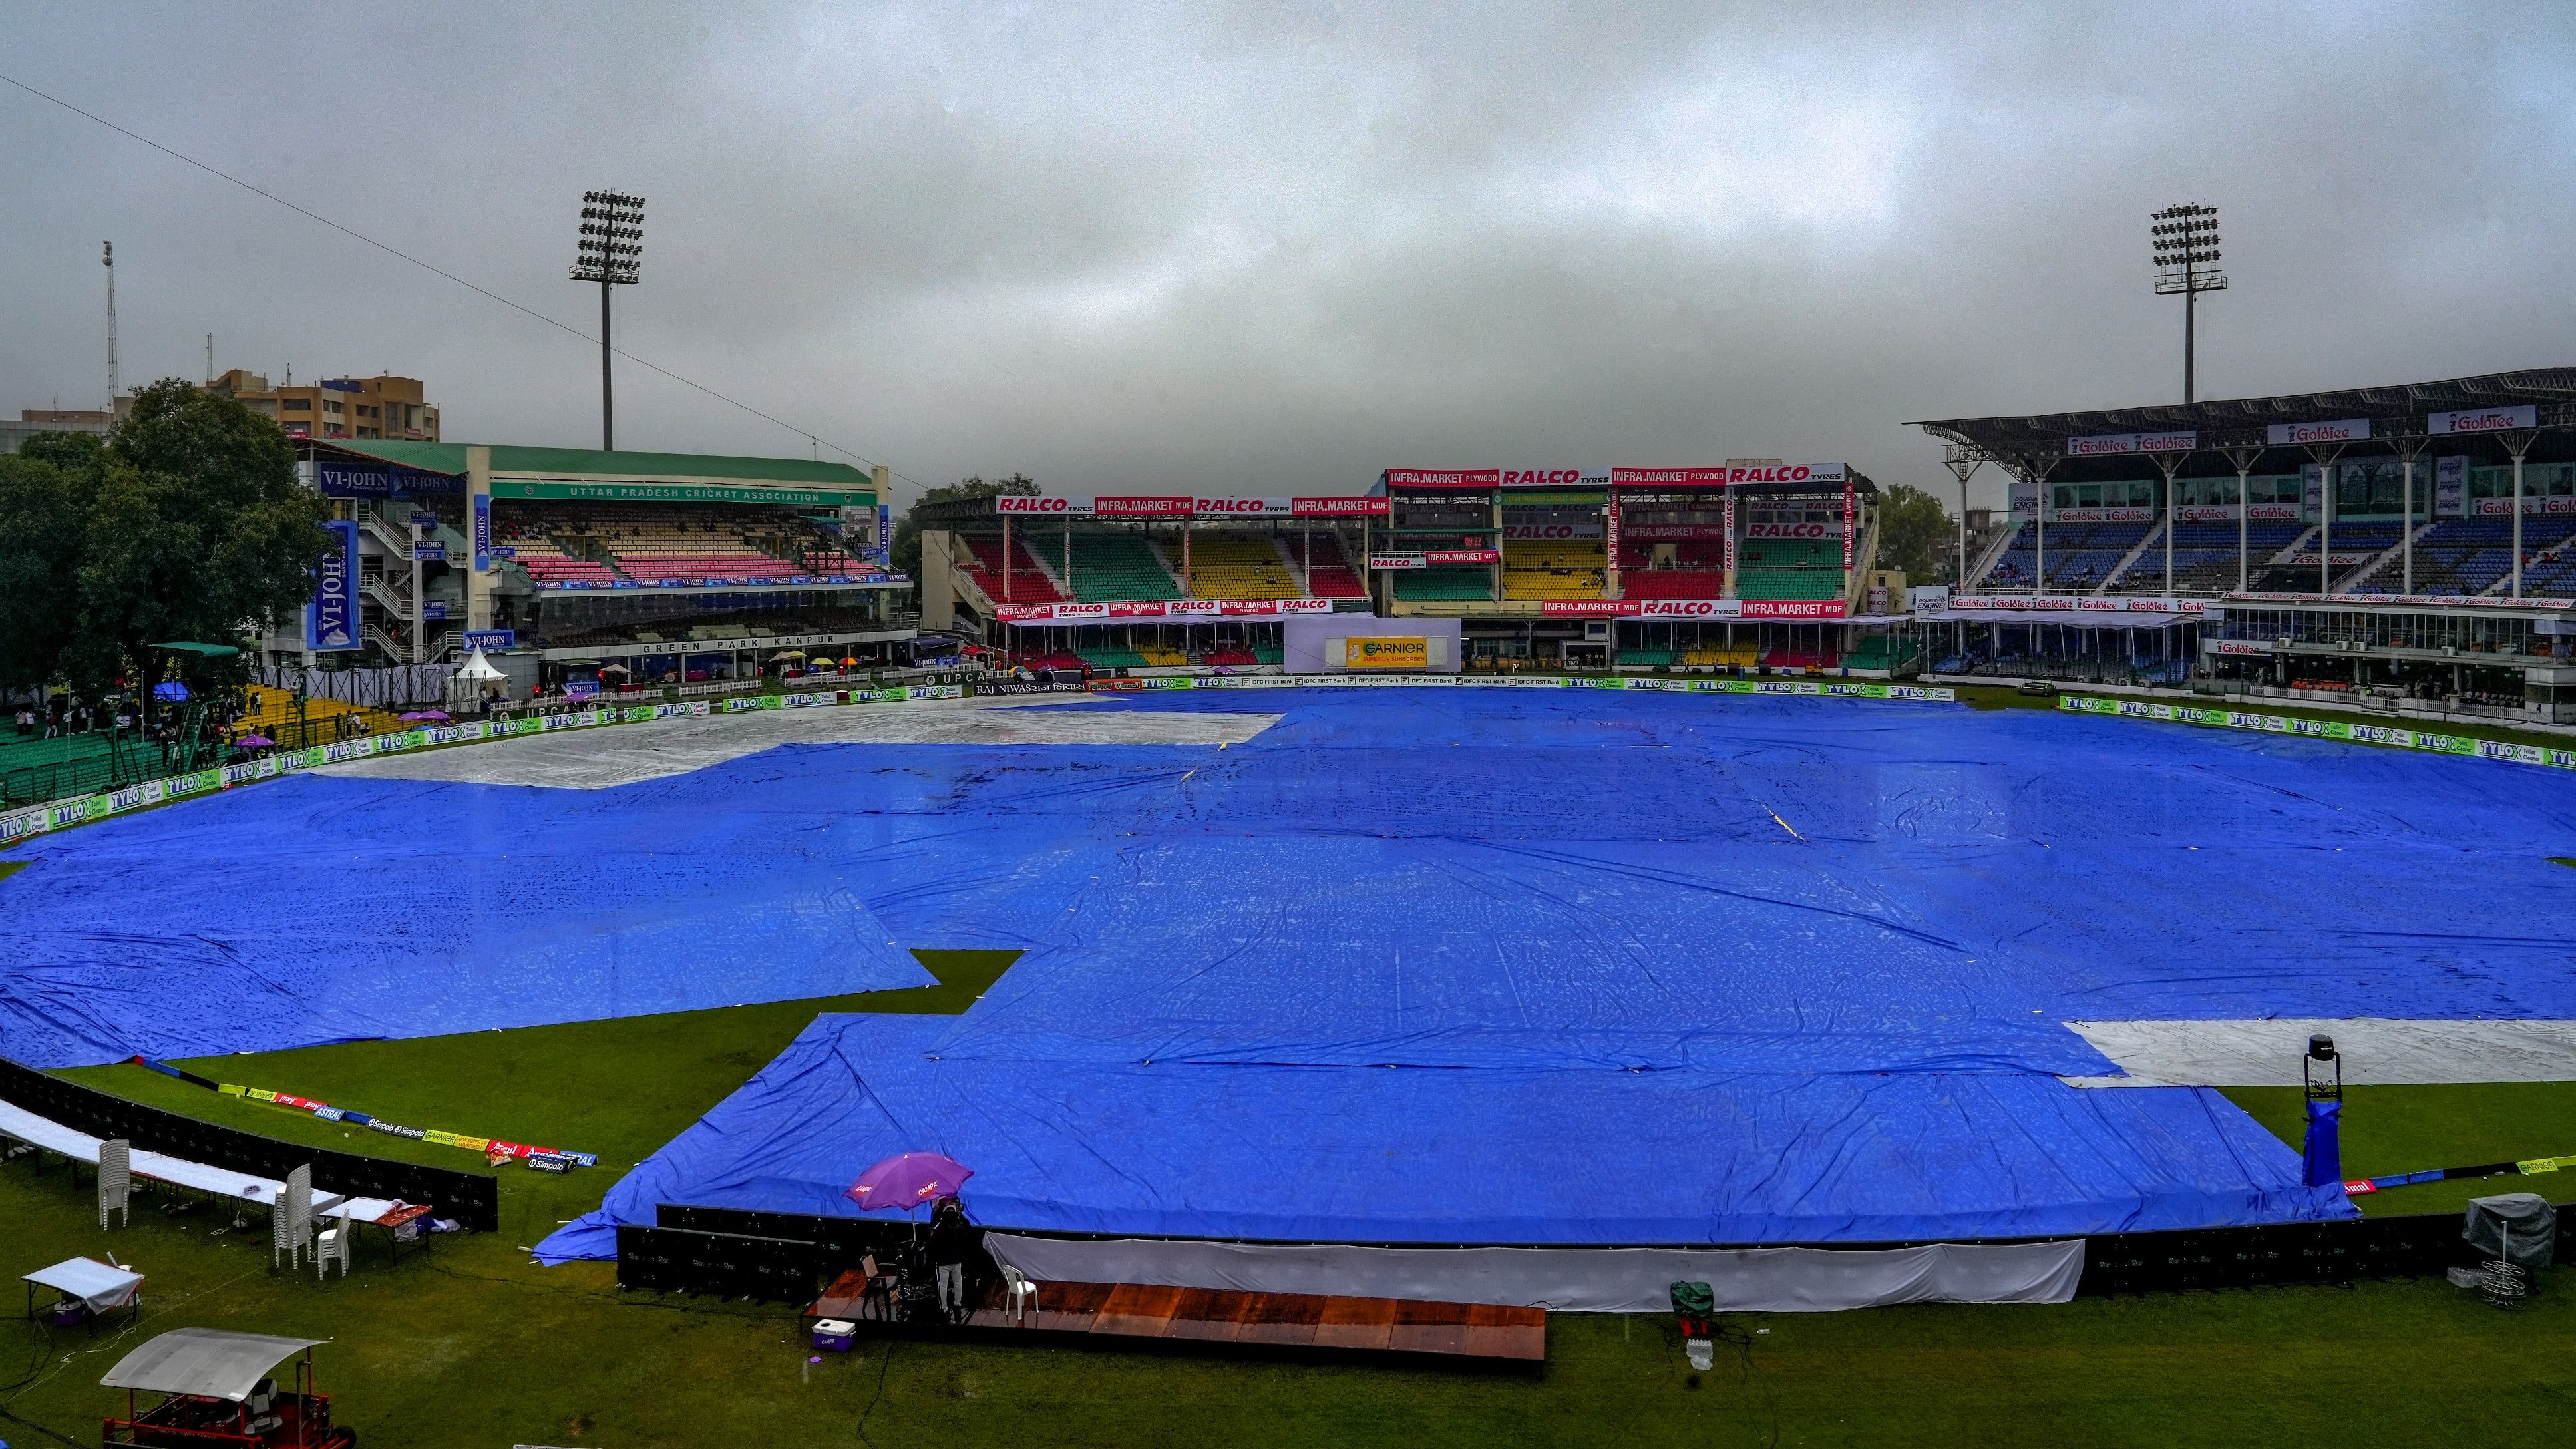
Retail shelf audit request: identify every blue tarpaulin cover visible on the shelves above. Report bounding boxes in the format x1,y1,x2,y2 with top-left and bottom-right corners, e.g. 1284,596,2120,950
7,689,2570,1247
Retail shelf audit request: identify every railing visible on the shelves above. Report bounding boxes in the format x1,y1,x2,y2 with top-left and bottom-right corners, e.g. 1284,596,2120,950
0,743,138,809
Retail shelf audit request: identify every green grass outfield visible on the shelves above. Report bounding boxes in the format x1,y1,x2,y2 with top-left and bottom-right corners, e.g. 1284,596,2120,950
3,958,2572,1448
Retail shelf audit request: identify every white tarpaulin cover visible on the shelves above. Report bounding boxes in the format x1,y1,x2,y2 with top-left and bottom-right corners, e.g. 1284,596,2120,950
24,1257,142,1313
980,1233,2084,1313
2060,1019,2576,1087
321,697,1277,789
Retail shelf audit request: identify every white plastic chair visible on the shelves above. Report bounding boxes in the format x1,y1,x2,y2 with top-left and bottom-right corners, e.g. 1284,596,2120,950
999,1263,1039,1325
313,1218,353,1280
98,1139,130,1229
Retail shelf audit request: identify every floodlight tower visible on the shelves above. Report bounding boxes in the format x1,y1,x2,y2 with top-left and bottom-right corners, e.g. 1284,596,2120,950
569,191,645,450
103,241,119,411
2151,203,2226,403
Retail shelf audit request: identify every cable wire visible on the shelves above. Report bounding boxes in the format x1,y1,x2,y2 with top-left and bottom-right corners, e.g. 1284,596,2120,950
0,71,929,495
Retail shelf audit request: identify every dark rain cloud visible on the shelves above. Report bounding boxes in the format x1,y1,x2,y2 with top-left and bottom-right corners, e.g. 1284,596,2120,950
3,1,2572,509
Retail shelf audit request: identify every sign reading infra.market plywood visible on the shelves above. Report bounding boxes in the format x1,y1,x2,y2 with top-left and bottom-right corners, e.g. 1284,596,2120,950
488,480,876,507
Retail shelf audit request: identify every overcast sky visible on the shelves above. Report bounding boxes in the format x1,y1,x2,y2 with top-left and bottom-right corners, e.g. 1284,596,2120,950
4,3,2572,510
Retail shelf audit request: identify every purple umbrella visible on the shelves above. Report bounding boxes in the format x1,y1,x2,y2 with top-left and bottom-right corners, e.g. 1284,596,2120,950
846,1152,973,1215
399,710,451,722
235,735,274,749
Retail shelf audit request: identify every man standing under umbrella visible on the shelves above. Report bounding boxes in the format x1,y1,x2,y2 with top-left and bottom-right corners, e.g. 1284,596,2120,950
928,1196,975,1322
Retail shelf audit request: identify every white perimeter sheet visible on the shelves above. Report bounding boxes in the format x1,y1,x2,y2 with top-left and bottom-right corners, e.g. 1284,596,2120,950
980,1233,2083,1313
2061,1018,2576,1086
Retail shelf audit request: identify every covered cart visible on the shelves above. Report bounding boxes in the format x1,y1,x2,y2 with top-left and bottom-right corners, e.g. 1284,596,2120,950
100,1327,355,1448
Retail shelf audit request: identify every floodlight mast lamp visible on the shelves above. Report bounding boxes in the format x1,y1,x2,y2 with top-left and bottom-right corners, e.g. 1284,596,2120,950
569,190,645,450
2151,202,2226,403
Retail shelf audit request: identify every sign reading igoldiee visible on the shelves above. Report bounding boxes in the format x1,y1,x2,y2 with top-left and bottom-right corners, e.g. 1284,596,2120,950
2267,419,2370,446
2429,405,2539,435
2066,431,2197,457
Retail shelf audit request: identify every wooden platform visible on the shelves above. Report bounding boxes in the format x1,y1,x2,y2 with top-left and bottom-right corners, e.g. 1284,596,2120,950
958,1280,1545,1362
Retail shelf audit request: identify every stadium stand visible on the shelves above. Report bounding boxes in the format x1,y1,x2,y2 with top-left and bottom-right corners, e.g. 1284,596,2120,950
1843,636,1919,671
1976,522,2164,593
2375,517,2576,596
958,534,1070,605
2250,521,2405,593
1734,539,1843,601
1076,646,1151,670
1039,532,1182,602
2038,523,2153,592
1500,540,1606,601
1393,566,1493,601
236,684,404,743
1186,534,1297,600
500,533,624,588
1616,537,1728,599
2517,544,2576,596
2155,521,2308,595
491,503,872,588
601,536,799,585
801,547,869,574
1682,644,1761,670
1762,646,1841,670
1296,535,1368,599
1616,647,1675,667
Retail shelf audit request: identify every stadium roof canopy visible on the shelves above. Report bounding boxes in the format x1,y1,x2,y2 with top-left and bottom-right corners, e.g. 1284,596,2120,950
299,438,877,505
1911,369,2576,455
309,439,870,486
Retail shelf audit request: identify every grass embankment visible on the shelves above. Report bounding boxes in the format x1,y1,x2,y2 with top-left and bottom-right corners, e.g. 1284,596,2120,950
1,956,2570,1448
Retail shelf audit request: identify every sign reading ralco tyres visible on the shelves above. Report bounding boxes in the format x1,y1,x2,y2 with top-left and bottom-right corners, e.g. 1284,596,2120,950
996,496,1389,518
1380,465,1847,490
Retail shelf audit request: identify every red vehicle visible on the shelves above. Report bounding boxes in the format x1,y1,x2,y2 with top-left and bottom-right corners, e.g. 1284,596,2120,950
100,1329,355,1448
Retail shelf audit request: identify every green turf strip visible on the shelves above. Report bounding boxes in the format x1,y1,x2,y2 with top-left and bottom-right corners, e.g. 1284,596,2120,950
0,858,25,883
4,986,2572,1447
2225,1081,2576,1219
845,948,1021,1014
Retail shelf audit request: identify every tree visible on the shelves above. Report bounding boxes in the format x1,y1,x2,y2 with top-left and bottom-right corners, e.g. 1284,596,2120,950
890,472,1039,583
15,429,104,473
0,451,91,693
1873,483,1956,583
61,380,328,697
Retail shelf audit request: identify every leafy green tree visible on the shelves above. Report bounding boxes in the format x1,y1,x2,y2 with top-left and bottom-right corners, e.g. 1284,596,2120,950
56,380,328,697
890,472,1039,584
1873,483,1957,583
15,429,104,472
0,451,92,693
